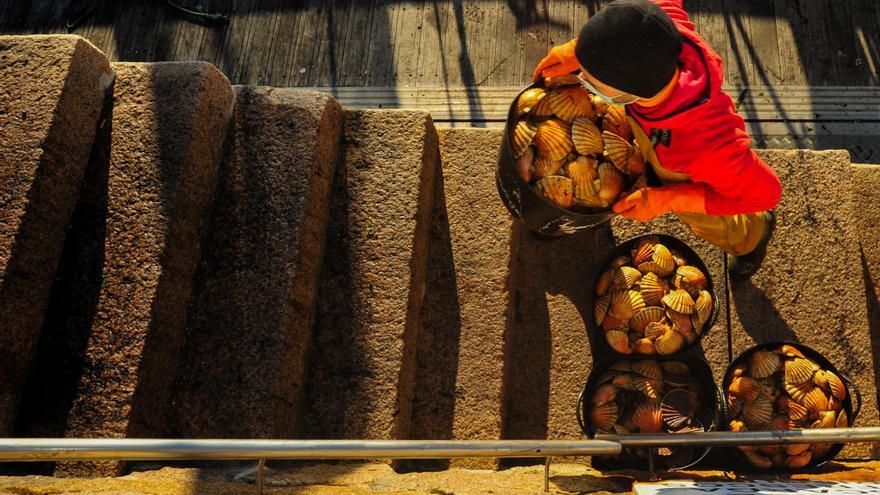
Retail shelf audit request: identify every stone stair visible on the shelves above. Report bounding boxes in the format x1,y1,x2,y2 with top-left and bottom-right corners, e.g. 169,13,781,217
1,35,880,477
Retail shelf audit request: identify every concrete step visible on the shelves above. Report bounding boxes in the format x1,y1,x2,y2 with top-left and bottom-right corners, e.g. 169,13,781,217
14,61,234,477
0,35,113,436
167,86,342,440
299,109,439,445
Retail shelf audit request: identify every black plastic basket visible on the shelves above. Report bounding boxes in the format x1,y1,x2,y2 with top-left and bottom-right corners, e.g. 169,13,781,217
587,233,720,357
721,341,863,471
577,354,722,471
495,82,616,237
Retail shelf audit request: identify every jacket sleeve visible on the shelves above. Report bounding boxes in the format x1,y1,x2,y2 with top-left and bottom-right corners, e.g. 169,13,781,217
650,0,693,30
688,133,782,216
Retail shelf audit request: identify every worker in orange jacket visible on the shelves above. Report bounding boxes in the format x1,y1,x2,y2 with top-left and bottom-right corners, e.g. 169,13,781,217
534,0,781,280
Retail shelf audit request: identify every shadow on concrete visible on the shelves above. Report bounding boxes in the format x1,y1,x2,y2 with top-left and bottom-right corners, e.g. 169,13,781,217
859,244,880,437
730,279,800,344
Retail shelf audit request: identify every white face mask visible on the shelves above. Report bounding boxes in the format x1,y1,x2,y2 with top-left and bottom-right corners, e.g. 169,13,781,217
577,73,641,106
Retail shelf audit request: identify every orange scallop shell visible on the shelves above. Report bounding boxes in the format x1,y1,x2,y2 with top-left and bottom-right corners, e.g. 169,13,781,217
786,443,811,456
597,162,625,203
666,309,694,336
611,255,631,268
785,382,812,404
742,394,773,429
533,119,574,160
662,289,695,315
591,94,612,116
611,266,643,291
749,350,781,379
728,376,763,404
634,338,657,355
534,175,573,208
531,92,555,117
605,329,632,354
632,400,663,433
778,344,805,358
602,104,632,140
632,236,659,265
603,313,626,332
786,451,812,469
785,358,819,386
549,86,594,122
596,269,612,296
771,414,795,431
602,131,634,173
633,376,663,399
532,154,565,178
639,272,667,307
742,450,773,469
812,410,837,429
511,120,537,159
655,328,685,355
802,386,829,414
629,306,665,334
825,371,847,400
589,400,619,430
694,290,714,327
545,74,581,88
516,146,535,182
641,244,675,277
644,321,668,340
517,88,547,116
632,360,664,380
609,290,646,321
571,118,604,156
591,383,618,406
674,266,708,296
566,156,601,205
812,443,833,459
728,396,743,417
625,142,647,176
594,294,611,325
837,410,849,428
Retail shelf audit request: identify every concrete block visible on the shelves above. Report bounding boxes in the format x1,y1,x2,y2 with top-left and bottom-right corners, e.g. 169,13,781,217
299,110,438,444
168,87,342,439
53,62,233,476
0,35,113,435
729,150,879,459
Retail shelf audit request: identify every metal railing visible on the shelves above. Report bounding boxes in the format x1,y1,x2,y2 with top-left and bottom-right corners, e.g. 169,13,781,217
2,429,880,493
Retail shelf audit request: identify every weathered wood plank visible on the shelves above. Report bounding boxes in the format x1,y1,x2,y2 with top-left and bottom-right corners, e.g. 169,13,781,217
771,0,806,85
797,0,837,85
722,0,754,86
746,0,783,87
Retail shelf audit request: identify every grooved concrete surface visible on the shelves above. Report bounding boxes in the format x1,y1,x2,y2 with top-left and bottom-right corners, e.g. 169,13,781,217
300,110,439,443
52,62,233,476
169,87,342,440
729,150,879,459
0,35,112,435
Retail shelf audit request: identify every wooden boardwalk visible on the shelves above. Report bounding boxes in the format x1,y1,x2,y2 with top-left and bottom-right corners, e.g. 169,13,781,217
1,0,878,89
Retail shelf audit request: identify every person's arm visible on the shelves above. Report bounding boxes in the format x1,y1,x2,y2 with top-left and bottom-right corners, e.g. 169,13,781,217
692,143,782,215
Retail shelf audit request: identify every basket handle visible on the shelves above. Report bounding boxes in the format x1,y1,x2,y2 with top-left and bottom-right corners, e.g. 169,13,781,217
839,372,863,424
576,387,588,435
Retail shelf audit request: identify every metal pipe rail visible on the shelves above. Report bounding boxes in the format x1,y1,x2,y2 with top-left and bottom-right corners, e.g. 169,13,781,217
0,439,622,462
596,427,880,447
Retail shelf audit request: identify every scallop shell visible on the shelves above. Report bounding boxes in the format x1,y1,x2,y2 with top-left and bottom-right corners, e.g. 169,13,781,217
594,294,611,325
786,443,811,456
533,154,566,179
571,118,604,156
742,394,773,429
786,451,812,469
516,146,535,182
549,86,594,122
629,307,665,334
655,328,685,355
632,400,663,433
813,410,837,429
644,321,668,340
785,358,819,386
669,249,689,267
674,266,708,296
777,396,809,421
609,290,646,321
666,309,694,336
611,266,643,291
590,383,618,406
771,415,795,431
632,360,664,380
602,105,632,141
566,156,602,206
825,371,847,400
632,236,659,265
743,451,773,469
511,120,537,159
638,244,675,277
517,88,547,116
545,74,581,88
633,376,663,399
828,396,843,412
634,338,657,355
625,142,647,176
778,344,805,358
785,382,812,404
727,396,743,417
837,410,849,428
662,290,695,315
731,363,748,378
534,176,573,208
661,389,697,429
605,329,632,354
602,314,626,332
589,401,619,430
596,269,613,296
639,272,667,306
728,376,763,404
749,350,781,379
597,162,625,203
591,94,611,116
812,443,833,460
602,131,634,173
693,290,714,327
802,386,829,414
531,93,555,117
611,255,631,268
533,119,574,160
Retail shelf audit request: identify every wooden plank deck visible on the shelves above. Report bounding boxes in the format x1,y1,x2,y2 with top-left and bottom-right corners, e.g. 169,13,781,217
2,0,878,89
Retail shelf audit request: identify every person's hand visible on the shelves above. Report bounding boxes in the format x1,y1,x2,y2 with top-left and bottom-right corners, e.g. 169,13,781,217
533,39,579,80
613,184,707,222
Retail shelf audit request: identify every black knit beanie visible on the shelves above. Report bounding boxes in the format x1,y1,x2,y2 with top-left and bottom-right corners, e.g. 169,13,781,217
575,0,682,98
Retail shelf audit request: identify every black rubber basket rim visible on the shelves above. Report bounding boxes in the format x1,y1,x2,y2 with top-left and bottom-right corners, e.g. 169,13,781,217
577,354,722,471
495,81,617,229
587,232,720,357
721,341,863,471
